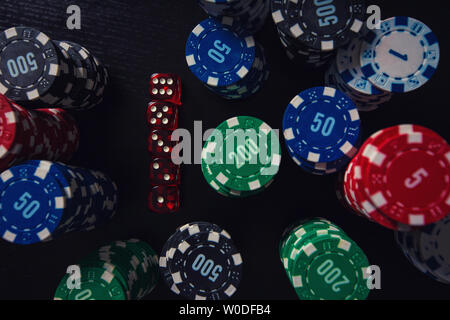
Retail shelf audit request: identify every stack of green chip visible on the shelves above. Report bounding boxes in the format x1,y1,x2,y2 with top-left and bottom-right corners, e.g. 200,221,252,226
54,239,159,300
280,218,371,300
201,116,281,198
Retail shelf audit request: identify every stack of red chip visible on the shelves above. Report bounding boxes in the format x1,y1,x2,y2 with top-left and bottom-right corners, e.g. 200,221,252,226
337,124,450,230
0,94,80,172
147,73,182,213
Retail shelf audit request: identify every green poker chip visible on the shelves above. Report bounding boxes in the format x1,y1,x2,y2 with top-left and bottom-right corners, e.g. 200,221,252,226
279,220,370,300
54,266,127,300
201,116,281,197
54,239,159,300
290,234,370,300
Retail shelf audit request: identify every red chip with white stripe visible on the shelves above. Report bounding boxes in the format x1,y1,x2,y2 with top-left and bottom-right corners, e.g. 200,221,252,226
360,126,450,226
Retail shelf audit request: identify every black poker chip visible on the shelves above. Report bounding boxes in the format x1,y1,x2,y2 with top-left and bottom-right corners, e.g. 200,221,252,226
159,222,243,300
0,26,108,110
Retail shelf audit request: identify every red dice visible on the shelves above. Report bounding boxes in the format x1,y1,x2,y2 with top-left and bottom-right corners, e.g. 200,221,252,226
149,73,182,105
147,130,175,158
148,186,180,214
149,158,181,186
146,101,179,130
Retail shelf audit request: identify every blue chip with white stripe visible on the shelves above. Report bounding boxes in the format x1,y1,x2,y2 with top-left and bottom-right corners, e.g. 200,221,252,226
185,17,255,88
0,163,67,245
283,86,360,164
360,16,440,93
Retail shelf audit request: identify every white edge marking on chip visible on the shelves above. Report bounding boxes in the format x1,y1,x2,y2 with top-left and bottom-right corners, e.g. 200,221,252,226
170,284,180,294
232,253,243,266
0,82,8,94
189,224,200,235
3,230,16,242
245,37,255,48
237,66,249,79
227,117,239,128
351,19,364,33
216,172,228,185
192,24,204,37
36,32,50,45
5,28,18,39
371,192,387,208
185,54,196,67
224,285,237,297
338,238,351,251
340,141,356,157
324,86,336,97
178,241,190,254
195,295,207,300
409,214,425,226
307,152,320,163
354,165,362,179
349,108,360,121
259,122,270,134
321,40,334,51
208,231,219,243
290,95,303,108
283,128,294,141
172,272,182,284
272,10,284,24
399,124,414,134
272,154,281,166
292,275,303,288
27,89,40,100
248,180,261,190
210,180,220,191
408,132,423,144
37,228,51,241
207,77,219,86
221,230,231,239
289,24,304,38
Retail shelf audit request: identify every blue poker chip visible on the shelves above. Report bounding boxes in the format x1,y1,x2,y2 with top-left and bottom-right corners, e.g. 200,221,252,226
185,18,256,88
0,163,67,244
360,16,440,93
283,86,361,164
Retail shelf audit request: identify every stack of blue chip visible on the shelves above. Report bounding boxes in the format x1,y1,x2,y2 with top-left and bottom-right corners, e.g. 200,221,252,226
198,0,270,36
325,38,393,112
282,87,361,175
0,160,118,245
185,17,269,100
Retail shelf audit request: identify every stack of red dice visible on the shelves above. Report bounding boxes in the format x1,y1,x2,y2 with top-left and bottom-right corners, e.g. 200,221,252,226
147,73,182,213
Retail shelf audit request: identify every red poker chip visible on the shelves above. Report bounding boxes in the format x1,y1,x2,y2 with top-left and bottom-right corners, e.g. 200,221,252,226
348,154,409,230
359,126,450,226
0,95,81,171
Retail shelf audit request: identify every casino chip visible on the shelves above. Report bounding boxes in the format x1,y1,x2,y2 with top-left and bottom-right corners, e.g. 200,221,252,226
395,215,450,285
54,239,159,300
271,0,366,67
0,94,80,171
185,18,269,100
360,17,440,93
283,87,361,175
198,0,271,36
280,218,371,300
338,124,450,229
0,26,108,109
201,116,281,197
159,222,243,300
325,38,393,112
0,161,118,245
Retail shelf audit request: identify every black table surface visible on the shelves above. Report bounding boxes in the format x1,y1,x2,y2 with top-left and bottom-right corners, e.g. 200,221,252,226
0,0,448,300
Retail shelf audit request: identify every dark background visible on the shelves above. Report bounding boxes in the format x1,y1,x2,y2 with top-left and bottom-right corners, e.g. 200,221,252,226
0,0,448,300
